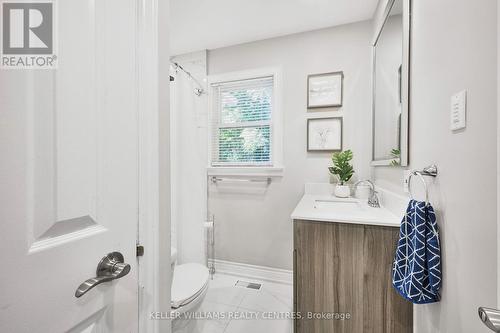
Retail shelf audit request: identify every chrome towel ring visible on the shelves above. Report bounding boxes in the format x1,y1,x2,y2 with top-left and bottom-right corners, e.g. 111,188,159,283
408,165,438,204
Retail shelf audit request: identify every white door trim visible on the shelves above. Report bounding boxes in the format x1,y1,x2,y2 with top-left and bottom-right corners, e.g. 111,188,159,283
137,0,171,332
497,0,500,309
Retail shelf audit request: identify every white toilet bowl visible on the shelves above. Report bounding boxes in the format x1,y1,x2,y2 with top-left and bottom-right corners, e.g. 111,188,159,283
170,248,210,331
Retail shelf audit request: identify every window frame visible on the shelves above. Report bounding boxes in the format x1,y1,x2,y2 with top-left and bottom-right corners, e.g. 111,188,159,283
207,67,283,176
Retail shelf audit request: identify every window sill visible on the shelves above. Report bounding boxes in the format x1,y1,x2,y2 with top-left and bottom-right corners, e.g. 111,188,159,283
207,166,284,177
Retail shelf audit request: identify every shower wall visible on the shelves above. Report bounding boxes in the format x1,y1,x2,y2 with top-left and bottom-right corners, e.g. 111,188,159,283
170,51,208,265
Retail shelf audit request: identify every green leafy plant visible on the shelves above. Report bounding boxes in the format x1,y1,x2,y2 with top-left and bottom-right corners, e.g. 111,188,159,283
390,148,401,166
328,150,355,185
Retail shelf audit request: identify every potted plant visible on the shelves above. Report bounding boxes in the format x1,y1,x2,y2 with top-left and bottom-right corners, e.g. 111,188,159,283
329,150,355,198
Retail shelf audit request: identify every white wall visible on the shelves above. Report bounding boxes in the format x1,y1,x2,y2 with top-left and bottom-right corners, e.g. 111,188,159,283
373,1,497,331
207,21,373,270
170,51,208,265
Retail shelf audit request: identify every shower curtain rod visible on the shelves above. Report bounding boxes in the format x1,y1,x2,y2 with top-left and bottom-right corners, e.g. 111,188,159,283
170,61,205,96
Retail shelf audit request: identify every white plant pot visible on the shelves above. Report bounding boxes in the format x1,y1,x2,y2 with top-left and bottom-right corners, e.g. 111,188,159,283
334,184,350,198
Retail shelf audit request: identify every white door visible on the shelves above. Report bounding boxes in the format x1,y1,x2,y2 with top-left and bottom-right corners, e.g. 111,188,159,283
0,0,141,332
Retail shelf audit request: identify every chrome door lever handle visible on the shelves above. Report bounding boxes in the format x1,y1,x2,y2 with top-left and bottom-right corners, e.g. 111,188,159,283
75,252,131,298
479,307,500,332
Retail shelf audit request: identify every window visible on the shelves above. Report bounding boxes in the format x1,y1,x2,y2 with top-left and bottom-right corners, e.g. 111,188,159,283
209,69,282,173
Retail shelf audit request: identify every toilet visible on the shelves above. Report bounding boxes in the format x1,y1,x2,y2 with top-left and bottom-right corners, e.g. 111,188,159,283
170,247,210,329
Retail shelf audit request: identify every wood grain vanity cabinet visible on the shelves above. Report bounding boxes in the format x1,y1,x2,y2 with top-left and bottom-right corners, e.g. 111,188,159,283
293,220,413,333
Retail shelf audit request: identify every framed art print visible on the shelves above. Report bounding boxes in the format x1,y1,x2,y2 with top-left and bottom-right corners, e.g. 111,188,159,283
307,71,344,108
307,117,343,152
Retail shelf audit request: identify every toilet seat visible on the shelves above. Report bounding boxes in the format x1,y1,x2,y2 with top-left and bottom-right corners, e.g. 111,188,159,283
171,263,209,309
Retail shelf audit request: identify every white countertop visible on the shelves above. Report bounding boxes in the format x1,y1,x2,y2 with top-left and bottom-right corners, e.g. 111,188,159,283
291,194,401,228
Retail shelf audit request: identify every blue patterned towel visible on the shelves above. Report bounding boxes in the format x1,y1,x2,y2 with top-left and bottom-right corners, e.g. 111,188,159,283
392,200,441,304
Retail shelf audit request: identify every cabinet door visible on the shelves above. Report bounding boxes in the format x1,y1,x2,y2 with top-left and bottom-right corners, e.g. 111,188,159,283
363,226,413,332
294,220,365,333
294,221,413,333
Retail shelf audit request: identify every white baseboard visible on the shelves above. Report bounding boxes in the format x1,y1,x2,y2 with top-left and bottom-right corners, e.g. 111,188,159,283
208,259,293,285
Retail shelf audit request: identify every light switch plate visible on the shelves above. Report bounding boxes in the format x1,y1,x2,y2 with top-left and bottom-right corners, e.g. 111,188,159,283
450,90,467,131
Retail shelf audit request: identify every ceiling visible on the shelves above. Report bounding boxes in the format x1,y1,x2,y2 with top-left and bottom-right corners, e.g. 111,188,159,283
170,0,379,55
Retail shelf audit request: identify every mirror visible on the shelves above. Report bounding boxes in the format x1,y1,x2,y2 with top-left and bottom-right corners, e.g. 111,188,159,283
372,0,410,166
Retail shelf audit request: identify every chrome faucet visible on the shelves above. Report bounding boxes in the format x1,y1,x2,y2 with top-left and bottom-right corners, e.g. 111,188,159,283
353,180,380,208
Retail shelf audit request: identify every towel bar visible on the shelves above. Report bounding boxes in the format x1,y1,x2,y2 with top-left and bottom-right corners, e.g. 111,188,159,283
210,176,272,185
408,165,438,204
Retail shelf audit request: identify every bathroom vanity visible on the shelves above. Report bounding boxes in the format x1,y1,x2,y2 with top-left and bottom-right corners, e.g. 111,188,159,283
291,191,413,333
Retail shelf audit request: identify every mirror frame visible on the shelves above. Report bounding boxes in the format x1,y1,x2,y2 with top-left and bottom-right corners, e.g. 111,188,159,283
371,0,411,167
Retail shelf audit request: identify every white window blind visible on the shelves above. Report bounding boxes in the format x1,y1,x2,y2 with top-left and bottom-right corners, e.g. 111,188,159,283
210,76,274,166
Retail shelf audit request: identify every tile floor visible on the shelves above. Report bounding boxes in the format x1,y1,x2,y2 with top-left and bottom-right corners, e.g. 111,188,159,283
173,273,293,333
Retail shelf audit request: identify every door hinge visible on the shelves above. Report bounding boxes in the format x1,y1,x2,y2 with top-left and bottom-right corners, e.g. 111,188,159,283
136,245,144,257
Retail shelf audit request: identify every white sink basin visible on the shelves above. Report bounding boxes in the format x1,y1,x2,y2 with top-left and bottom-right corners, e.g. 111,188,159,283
314,199,363,211
291,195,400,227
